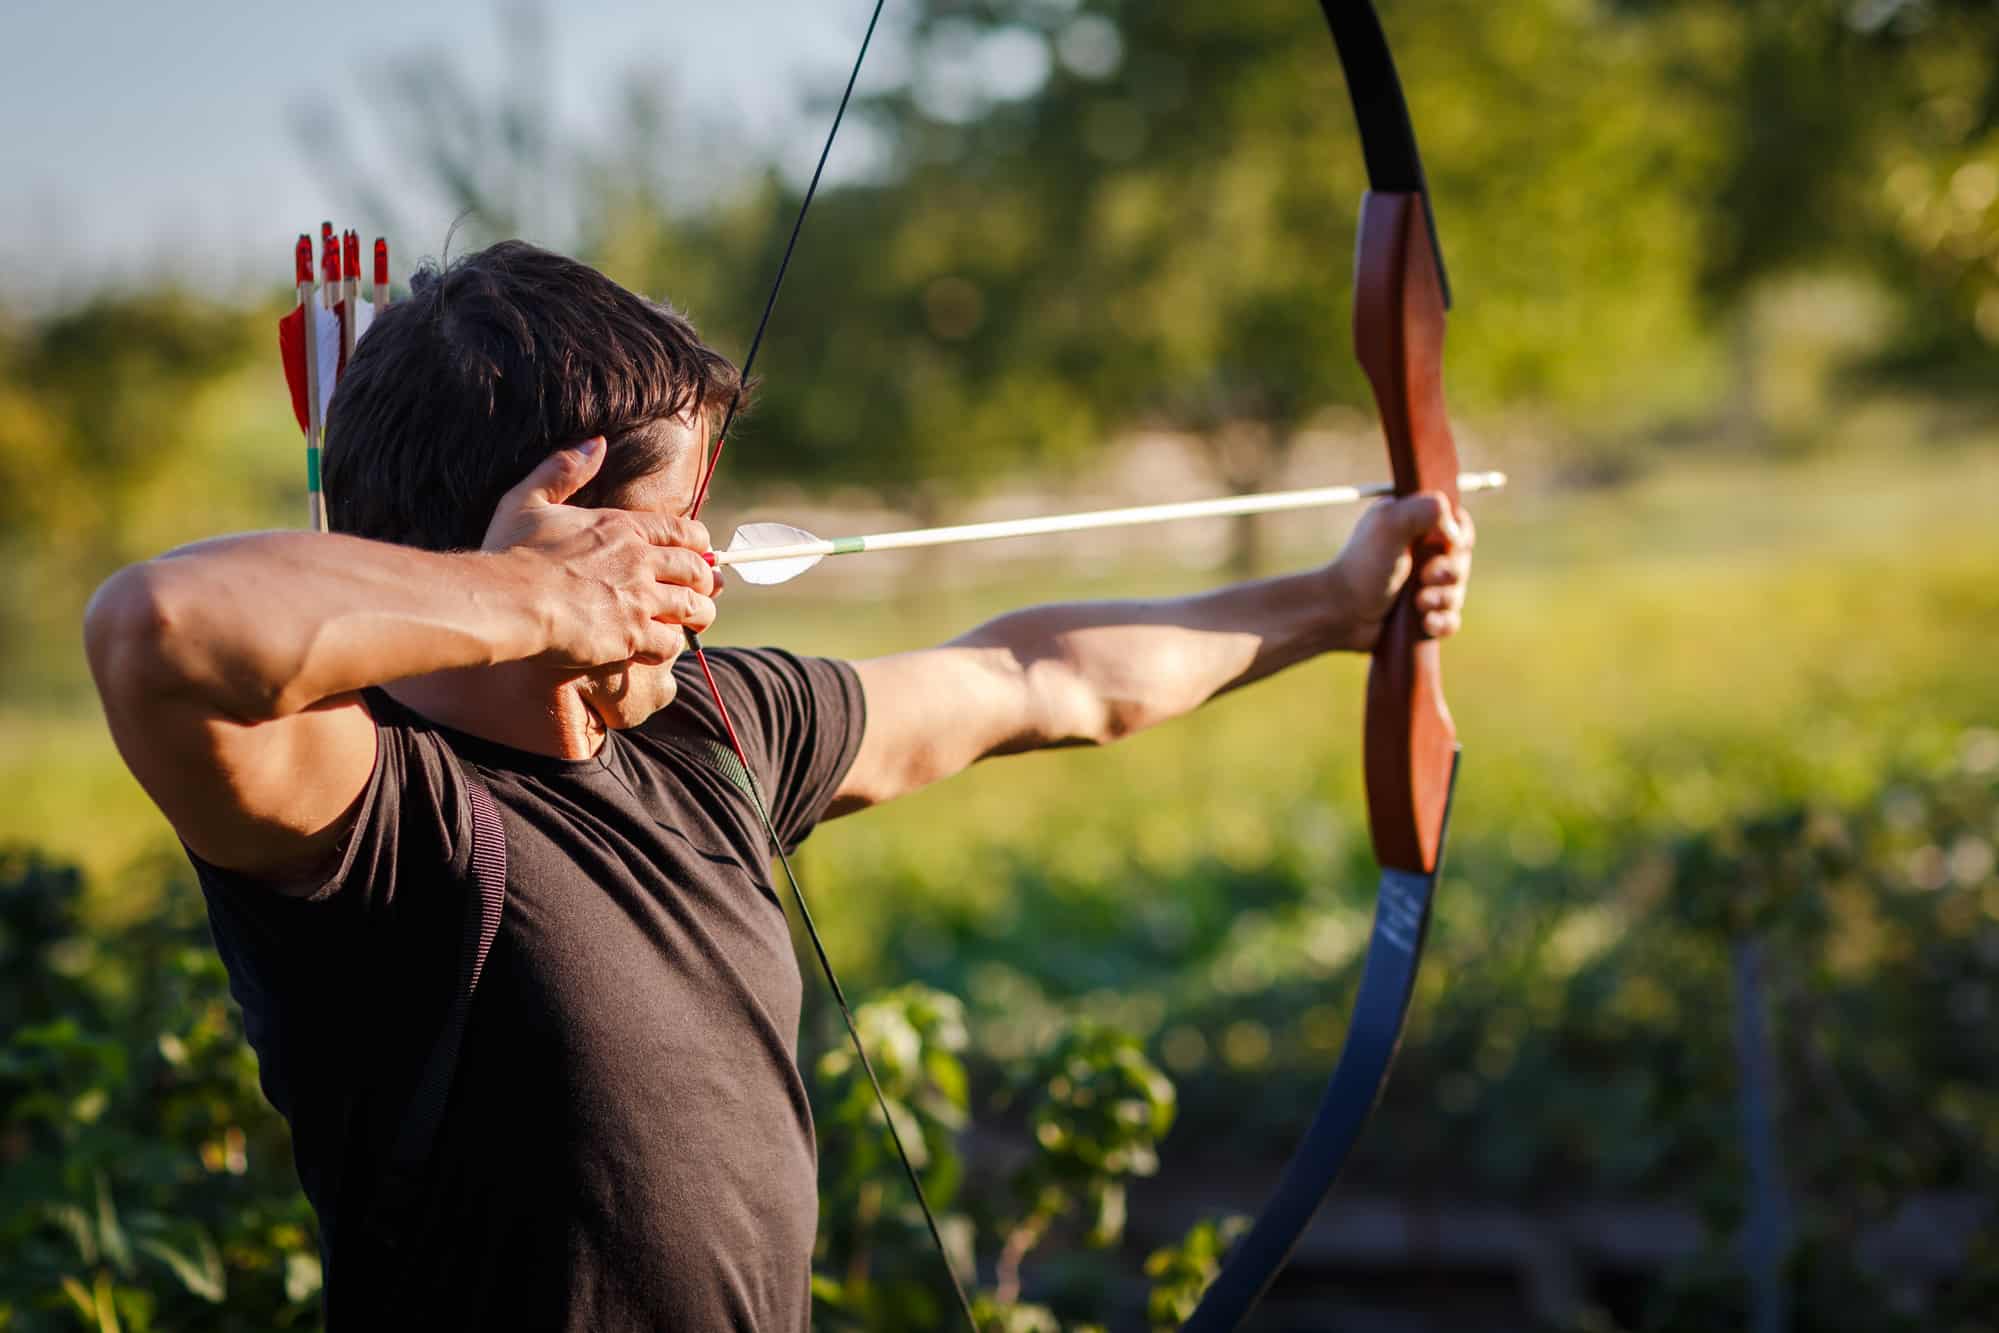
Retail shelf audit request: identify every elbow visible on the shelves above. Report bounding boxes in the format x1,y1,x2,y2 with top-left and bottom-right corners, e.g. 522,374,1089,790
86,561,298,724
85,567,167,687
84,562,254,718
1091,694,1156,746
84,564,178,704
1034,663,1152,748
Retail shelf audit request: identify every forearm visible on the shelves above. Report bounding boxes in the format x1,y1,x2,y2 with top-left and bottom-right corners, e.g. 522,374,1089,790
87,532,554,722
957,565,1360,747
845,495,1468,807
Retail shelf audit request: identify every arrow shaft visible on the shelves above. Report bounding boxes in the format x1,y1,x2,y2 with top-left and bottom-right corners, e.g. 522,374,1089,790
714,470,1503,569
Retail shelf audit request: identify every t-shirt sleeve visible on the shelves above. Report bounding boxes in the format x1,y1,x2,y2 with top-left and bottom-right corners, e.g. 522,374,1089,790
665,646,865,852
187,697,472,916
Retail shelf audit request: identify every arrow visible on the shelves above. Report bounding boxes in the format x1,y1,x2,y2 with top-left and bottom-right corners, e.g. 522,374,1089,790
710,470,1505,585
276,233,332,533
341,229,361,365
372,236,391,310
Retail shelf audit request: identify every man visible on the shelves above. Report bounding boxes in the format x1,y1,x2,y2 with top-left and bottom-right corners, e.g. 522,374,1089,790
84,242,1474,1329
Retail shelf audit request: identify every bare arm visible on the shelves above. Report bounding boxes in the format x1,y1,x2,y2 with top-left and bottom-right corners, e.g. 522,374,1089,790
84,439,716,877
835,493,1472,812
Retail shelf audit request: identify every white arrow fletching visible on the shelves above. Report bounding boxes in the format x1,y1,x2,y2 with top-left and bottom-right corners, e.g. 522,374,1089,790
312,306,342,424
726,522,830,585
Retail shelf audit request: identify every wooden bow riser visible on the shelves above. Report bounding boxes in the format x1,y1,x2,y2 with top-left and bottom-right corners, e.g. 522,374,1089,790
1354,190,1460,876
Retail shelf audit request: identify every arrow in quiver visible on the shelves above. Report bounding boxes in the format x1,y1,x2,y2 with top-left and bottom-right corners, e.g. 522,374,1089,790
276,223,393,531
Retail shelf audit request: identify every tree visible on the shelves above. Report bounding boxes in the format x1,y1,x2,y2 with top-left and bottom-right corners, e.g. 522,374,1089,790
749,0,1729,562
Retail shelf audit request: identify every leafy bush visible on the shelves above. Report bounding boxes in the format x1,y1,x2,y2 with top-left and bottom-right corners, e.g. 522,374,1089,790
0,851,319,1331
5,734,1995,1330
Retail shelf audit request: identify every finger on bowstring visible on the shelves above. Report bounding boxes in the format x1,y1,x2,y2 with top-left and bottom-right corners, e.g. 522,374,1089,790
627,511,712,555
632,621,689,666
648,582,717,635
651,544,717,597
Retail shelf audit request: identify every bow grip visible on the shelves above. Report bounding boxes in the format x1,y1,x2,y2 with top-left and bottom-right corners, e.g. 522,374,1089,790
1355,190,1459,875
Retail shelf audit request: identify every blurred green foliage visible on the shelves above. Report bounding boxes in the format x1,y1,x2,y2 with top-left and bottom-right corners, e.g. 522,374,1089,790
0,851,322,1331
7,734,1995,1328
1145,1216,1251,1331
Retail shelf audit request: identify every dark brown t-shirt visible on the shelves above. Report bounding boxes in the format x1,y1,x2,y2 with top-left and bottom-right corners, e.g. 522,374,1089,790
190,647,865,1331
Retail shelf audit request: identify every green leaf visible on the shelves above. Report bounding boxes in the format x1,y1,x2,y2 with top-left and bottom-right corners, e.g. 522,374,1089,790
135,1232,225,1302
92,1175,131,1276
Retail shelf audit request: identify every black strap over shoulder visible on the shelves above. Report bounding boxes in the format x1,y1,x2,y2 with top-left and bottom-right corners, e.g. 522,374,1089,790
360,773,508,1252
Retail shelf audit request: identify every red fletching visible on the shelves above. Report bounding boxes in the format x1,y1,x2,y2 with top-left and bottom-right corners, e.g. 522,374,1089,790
343,229,360,276
373,237,389,287
321,232,339,285
293,234,312,286
277,306,310,432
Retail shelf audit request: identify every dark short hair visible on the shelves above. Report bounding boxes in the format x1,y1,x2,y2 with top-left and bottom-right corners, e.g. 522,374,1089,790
323,240,741,550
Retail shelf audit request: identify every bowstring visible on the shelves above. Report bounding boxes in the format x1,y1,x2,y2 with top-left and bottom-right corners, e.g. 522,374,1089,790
686,0,887,521
688,646,979,1331
681,2,982,1327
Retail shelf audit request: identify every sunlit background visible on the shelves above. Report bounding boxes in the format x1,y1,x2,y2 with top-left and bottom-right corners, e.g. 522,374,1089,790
3,1,1995,1330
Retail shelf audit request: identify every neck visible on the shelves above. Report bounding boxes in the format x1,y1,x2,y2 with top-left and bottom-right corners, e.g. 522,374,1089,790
384,663,606,760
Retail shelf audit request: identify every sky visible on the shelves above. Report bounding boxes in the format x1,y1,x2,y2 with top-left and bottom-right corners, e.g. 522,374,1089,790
0,0,899,306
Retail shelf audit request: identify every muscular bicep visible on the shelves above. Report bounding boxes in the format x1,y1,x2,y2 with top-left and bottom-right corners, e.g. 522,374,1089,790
832,637,1102,815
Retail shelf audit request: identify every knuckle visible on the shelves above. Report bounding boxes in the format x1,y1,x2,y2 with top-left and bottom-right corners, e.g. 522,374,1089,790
597,513,637,550
680,517,712,552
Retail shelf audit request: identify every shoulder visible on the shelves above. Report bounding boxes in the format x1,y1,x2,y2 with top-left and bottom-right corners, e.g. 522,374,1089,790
195,690,476,907
656,646,862,744
646,646,868,849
